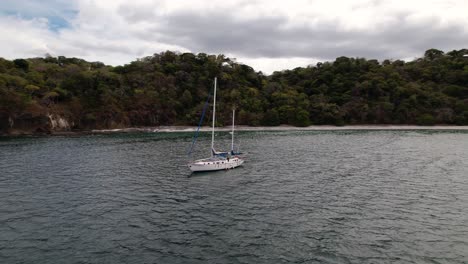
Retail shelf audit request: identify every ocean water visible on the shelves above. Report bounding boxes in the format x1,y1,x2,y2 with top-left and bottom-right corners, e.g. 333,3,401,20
0,130,467,263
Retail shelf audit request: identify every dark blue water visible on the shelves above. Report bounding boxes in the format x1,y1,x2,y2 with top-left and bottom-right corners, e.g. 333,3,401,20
1,130,467,263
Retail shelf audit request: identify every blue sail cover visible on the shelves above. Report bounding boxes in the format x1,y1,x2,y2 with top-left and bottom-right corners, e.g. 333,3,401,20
212,148,243,157
230,150,243,155
212,148,229,157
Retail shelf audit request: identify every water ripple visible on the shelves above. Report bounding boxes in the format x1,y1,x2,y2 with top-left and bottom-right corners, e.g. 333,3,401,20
1,130,468,263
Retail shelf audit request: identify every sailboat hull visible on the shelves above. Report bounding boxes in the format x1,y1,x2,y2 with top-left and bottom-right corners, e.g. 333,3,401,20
188,157,244,172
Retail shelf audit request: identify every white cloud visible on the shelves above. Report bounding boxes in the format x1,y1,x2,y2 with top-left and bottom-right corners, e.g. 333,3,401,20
236,56,319,74
0,16,54,57
1,0,467,73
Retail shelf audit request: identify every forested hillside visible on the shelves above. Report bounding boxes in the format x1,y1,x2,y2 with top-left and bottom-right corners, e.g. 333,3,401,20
1,49,467,134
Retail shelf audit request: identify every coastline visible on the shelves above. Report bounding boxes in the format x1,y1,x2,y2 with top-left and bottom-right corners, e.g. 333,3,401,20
2,125,468,137
91,125,468,134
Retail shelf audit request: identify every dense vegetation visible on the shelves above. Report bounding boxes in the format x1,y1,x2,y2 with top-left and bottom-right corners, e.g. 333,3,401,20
1,48,468,134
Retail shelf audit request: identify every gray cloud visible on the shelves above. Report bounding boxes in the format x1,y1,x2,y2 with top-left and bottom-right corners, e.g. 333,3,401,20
126,7,468,62
2,0,468,73
117,3,156,24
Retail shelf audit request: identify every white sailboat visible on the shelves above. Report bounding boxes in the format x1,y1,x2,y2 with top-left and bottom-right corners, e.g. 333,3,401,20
188,77,244,172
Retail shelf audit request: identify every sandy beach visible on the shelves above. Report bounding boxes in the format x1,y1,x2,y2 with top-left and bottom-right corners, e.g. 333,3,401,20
91,125,468,134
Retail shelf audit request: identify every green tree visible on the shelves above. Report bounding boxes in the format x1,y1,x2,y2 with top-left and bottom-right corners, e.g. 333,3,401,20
13,59,29,71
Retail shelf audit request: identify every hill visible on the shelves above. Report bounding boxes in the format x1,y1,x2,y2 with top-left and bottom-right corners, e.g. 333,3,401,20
1,49,467,134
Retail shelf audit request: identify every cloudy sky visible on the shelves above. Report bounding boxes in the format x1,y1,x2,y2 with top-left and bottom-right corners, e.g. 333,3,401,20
1,0,467,73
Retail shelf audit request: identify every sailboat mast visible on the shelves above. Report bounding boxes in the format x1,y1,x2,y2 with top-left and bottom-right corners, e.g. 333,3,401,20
231,108,235,151
211,77,217,156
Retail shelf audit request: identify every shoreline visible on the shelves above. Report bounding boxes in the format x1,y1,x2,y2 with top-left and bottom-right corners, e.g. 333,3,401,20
92,125,468,133
2,125,468,137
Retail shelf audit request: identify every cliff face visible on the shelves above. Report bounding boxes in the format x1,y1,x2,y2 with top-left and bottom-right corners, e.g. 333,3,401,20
0,113,72,135
48,114,72,131
0,113,12,134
